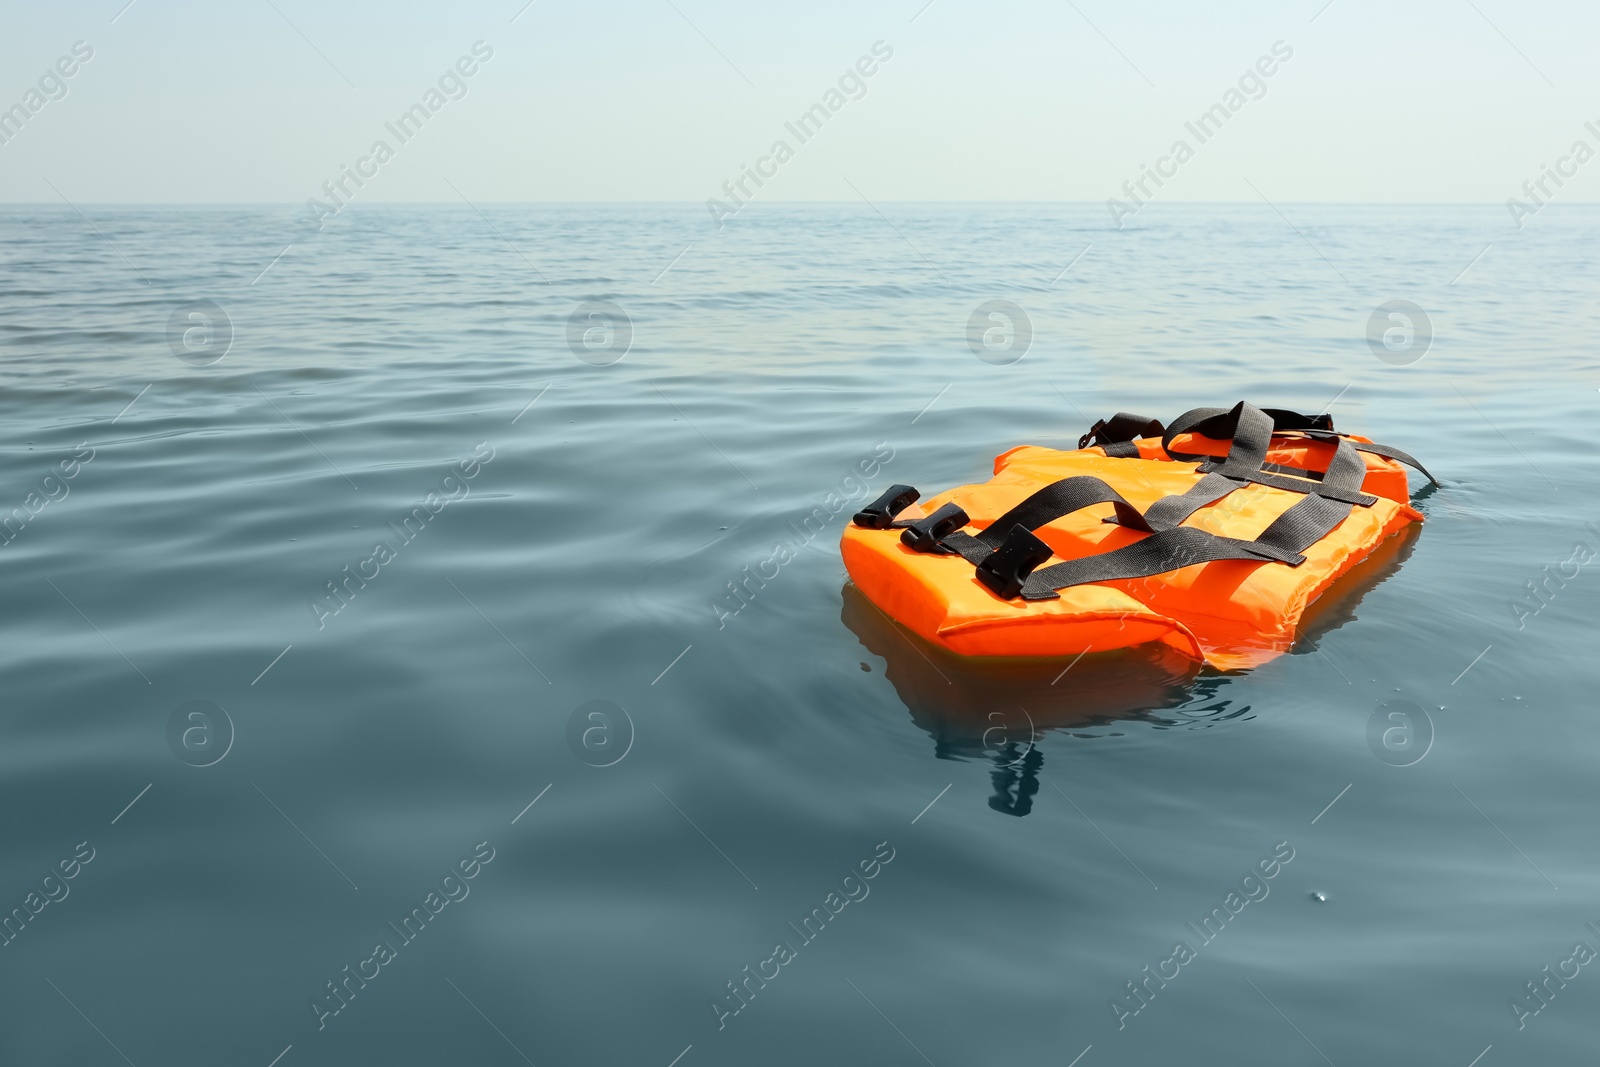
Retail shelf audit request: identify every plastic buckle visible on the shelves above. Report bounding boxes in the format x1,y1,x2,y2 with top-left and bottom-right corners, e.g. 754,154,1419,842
852,484,919,529
900,503,969,553
1077,419,1107,450
975,525,1055,599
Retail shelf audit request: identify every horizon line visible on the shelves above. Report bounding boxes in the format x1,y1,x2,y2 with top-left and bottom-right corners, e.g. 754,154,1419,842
0,199,1582,207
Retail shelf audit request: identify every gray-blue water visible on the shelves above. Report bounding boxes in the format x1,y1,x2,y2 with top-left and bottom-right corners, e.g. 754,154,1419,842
3,203,1597,1065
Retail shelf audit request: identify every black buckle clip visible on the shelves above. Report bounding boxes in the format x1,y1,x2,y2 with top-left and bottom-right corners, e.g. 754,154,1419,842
1080,412,1166,450
975,525,1054,599
852,484,920,529
900,503,969,553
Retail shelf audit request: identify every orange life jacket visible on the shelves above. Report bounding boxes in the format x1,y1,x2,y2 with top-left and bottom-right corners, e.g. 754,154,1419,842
840,402,1434,671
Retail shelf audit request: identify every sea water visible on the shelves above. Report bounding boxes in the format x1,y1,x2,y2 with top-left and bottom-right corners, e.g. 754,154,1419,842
1,202,1597,1065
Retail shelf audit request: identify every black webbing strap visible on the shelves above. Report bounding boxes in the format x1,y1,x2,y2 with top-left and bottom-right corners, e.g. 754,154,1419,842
1078,411,1165,450
1259,408,1336,433
1005,436,1369,601
1132,402,1277,531
1259,460,1324,481
980,477,1153,542
1354,442,1437,486
1141,472,1240,531
990,410,1365,601
1158,402,1384,505
906,477,1156,565
1159,405,1236,452
1015,526,1305,601
1252,437,1371,558
1160,402,1276,471
1164,401,1277,477
1197,458,1330,481
1161,404,1331,459
938,529,1000,566
1192,460,1376,506
1300,430,1440,487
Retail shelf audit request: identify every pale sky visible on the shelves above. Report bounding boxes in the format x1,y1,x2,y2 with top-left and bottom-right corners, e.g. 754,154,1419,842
0,0,1595,204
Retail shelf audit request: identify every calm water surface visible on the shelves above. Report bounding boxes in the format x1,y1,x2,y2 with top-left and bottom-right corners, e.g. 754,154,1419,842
2,204,1597,1065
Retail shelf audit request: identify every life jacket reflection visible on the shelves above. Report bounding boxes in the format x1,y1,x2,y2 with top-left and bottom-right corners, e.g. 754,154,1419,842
843,583,1214,816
